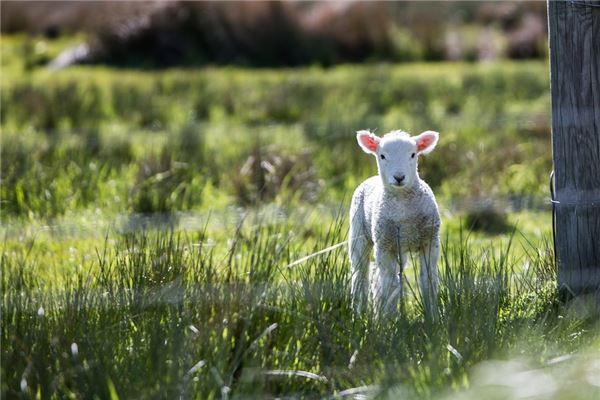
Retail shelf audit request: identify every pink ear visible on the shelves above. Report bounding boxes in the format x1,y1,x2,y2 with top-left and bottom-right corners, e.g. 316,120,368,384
415,131,439,155
356,130,380,154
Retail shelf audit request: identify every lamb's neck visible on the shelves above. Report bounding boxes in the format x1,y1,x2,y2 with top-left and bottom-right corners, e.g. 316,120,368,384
381,180,423,201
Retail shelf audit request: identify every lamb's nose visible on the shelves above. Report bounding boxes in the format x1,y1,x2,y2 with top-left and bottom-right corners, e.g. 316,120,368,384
394,174,405,185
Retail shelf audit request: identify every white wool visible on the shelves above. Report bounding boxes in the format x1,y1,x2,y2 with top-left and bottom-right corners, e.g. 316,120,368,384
350,129,441,315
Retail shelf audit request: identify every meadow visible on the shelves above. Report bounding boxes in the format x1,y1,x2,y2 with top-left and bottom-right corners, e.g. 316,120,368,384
2,35,599,399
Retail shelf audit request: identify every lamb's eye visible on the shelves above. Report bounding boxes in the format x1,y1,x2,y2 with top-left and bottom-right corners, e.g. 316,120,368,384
411,153,416,158
380,154,386,160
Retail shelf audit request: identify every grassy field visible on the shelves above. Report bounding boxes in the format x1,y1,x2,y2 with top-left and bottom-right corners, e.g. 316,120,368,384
2,35,599,399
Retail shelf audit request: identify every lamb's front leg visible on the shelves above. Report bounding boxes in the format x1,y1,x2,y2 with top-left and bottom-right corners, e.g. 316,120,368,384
372,245,403,314
350,236,372,314
419,236,440,317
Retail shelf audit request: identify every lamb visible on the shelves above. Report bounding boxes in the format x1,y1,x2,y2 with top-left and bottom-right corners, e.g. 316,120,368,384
349,129,441,315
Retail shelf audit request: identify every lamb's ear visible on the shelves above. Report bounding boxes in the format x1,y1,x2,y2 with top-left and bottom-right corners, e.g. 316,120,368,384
414,131,439,155
356,130,380,154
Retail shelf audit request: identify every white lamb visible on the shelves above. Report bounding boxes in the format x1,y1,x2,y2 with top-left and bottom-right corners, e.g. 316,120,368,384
349,129,441,315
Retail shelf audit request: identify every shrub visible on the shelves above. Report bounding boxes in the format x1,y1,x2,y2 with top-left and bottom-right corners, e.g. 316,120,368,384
230,145,320,206
465,205,513,234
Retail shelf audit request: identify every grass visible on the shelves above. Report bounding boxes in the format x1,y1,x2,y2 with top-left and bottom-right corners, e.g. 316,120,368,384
2,54,551,217
2,35,598,399
2,219,599,399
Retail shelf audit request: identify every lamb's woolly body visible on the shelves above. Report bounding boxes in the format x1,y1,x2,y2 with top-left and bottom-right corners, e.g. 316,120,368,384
350,176,440,253
350,129,441,315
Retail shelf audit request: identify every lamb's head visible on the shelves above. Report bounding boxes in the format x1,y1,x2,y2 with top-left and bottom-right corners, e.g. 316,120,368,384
357,129,439,189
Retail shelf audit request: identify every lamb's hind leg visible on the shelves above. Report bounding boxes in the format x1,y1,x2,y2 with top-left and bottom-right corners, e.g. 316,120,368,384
419,236,440,318
349,227,372,314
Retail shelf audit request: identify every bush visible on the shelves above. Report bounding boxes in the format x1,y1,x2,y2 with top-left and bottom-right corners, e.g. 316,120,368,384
465,205,513,234
230,144,320,206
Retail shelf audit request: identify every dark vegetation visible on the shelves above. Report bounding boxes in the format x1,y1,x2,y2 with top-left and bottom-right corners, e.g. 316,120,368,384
465,205,513,234
2,1,548,67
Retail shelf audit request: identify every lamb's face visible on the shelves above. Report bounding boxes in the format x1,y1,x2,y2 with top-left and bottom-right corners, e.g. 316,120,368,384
376,134,419,188
357,129,439,190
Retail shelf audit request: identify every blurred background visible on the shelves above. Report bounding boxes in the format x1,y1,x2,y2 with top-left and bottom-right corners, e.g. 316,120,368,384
2,1,548,67
1,0,552,233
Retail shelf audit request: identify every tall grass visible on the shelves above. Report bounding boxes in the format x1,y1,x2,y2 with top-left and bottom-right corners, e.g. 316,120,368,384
2,219,598,399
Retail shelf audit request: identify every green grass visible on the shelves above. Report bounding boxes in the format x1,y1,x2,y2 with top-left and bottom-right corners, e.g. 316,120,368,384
2,220,599,399
2,35,597,399
2,46,551,217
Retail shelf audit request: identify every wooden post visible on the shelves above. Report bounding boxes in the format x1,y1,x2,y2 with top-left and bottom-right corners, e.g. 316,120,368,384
548,0,600,296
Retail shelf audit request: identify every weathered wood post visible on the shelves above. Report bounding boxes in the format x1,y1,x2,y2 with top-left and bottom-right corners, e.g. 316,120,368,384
548,0,600,296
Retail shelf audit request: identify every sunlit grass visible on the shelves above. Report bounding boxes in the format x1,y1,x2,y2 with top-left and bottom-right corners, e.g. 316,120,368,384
2,35,552,218
2,216,598,398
